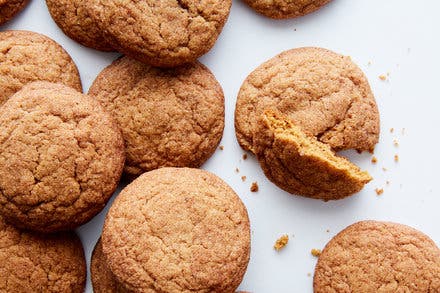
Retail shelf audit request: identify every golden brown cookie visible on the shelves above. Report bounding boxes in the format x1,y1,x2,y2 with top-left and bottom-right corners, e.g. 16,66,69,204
91,239,131,293
235,47,380,154
0,216,86,292
0,0,28,25
0,30,82,106
89,56,224,177
85,0,232,67
243,0,332,19
0,82,125,233
254,110,371,200
46,0,113,51
101,167,251,293
314,221,440,292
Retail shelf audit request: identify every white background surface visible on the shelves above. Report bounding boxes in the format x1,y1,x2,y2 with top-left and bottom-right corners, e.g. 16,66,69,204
4,0,440,292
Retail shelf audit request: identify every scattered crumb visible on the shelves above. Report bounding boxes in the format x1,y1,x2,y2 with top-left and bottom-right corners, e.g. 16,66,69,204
311,249,321,257
387,72,390,77
393,139,399,147
375,188,384,196
274,235,289,251
386,181,390,185
235,168,239,173
390,128,394,133
326,229,330,233
401,128,406,135
371,156,378,164
241,176,246,182
367,61,372,66
219,145,224,150
250,182,259,192
382,167,388,172
294,28,297,31
394,154,399,162
307,273,312,277
242,153,248,160
379,74,387,81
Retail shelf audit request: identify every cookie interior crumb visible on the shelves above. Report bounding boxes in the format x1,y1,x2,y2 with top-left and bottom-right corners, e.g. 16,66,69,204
311,248,321,257
375,188,384,196
274,235,289,251
250,182,259,192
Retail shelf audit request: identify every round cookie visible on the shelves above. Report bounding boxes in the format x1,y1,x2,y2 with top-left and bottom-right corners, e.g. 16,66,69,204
243,0,332,19
0,217,86,292
85,0,232,67
314,221,440,292
0,30,82,106
0,81,125,233
235,47,380,153
91,239,131,293
89,56,224,177
0,0,28,25
101,167,251,293
46,0,113,51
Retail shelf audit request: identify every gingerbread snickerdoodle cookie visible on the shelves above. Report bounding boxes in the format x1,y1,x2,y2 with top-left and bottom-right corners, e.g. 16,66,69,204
254,110,371,200
89,57,224,177
46,0,113,51
0,217,86,292
0,82,125,233
0,30,82,106
243,0,332,19
85,0,232,67
0,0,28,25
91,239,130,293
101,167,251,293
314,221,440,292
235,47,380,154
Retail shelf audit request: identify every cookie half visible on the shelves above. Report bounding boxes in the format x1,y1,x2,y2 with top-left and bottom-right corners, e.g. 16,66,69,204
0,30,82,106
255,110,371,200
243,0,332,19
101,167,251,292
235,47,380,153
0,82,125,233
85,0,232,67
314,221,440,292
0,217,86,292
46,0,113,51
0,0,28,25
89,56,224,177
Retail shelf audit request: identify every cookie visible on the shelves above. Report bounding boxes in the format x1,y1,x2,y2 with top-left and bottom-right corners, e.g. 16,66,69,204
314,221,440,292
0,82,125,233
0,30,82,106
0,0,28,25
101,167,250,293
0,216,86,292
243,0,331,19
46,0,113,51
91,239,130,293
89,56,224,177
235,47,380,154
85,0,232,67
254,110,372,200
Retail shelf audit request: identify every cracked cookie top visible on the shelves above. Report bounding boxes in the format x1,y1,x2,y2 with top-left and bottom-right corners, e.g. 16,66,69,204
101,167,250,293
243,0,331,19
88,57,224,177
85,0,232,67
0,0,29,25
314,221,440,292
0,217,86,292
0,82,125,233
235,47,380,154
46,0,113,51
0,30,82,106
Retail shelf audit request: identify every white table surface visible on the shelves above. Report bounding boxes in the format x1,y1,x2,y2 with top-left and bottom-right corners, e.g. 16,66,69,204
4,0,440,292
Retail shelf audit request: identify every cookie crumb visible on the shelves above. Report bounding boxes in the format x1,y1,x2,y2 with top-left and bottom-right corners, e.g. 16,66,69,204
379,74,387,81
390,128,394,133
307,273,312,277
382,167,388,172
241,176,247,182
375,188,384,196
219,145,224,150
326,229,330,233
367,61,372,66
294,28,297,31
371,156,378,164
235,168,240,173
393,139,399,147
250,182,259,192
274,235,289,251
242,153,248,160
394,154,399,162
311,248,321,257
386,181,390,185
